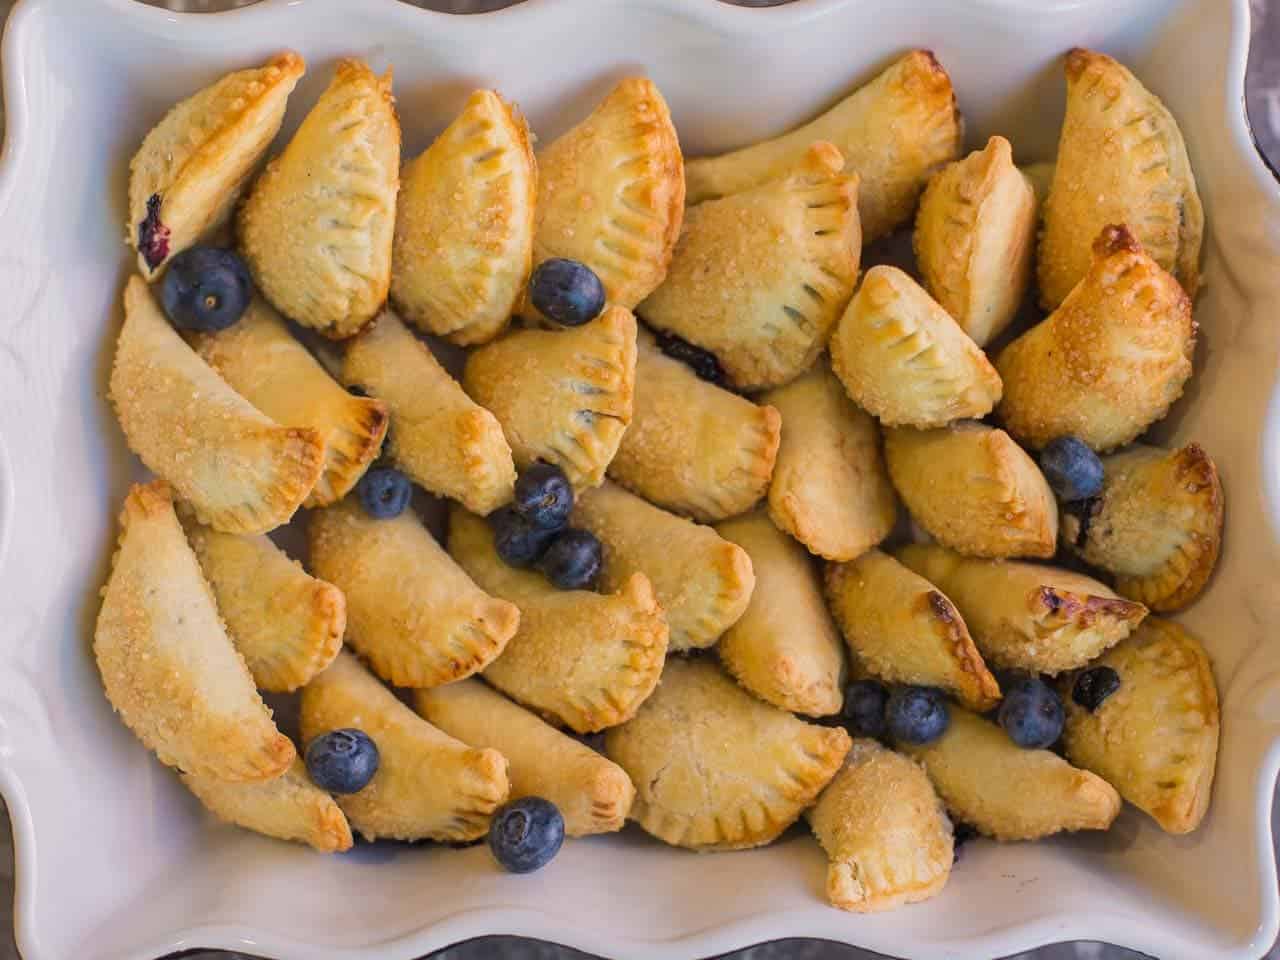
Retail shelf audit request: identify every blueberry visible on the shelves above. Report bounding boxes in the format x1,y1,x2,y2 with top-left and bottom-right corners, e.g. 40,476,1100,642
513,462,574,531
841,679,889,738
997,674,1065,748
490,505,556,568
159,245,253,332
886,686,950,745
952,821,978,863
529,258,605,327
654,330,725,385
137,193,171,270
1072,666,1121,713
539,528,603,590
1039,436,1104,502
357,466,412,519
305,729,379,794
488,797,565,873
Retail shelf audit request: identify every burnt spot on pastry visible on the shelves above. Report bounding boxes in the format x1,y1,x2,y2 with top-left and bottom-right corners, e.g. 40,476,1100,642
137,193,170,271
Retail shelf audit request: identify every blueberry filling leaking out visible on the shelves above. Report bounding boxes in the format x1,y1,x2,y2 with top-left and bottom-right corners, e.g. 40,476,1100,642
1066,496,1102,548
137,193,170,270
654,329,725,385
1072,665,1121,713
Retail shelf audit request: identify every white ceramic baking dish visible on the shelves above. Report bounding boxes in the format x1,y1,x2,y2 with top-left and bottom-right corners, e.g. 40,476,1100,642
1,0,1278,957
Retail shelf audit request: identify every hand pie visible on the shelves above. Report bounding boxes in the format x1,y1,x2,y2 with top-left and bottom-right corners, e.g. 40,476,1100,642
181,758,353,853
896,543,1146,675
1059,617,1219,834
344,310,515,514
824,549,999,710
1062,443,1223,612
607,328,781,522
184,520,344,693
415,678,635,836
997,225,1196,452
830,266,1002,429
572,481,755,652
195,298,389,506
1038,49,1203,309
684,50,962,242
300,651,509,842
447,506,668,733
238,59,399,339
715,510,846,716
763,363,897,561
309,498,519,688
110,277,324,535
884,422,1058,559
94,481,295,782
129,52,304,278
391,89,535,345
913,136,1036,347
904,707,1121,841
638,141,861,390
604,657,851,851
463,306,636,490
529,77,683,313
807,739,952,913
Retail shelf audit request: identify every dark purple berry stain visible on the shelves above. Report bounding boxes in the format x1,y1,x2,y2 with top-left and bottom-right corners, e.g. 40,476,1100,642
138,193,171,270
654,329,725,385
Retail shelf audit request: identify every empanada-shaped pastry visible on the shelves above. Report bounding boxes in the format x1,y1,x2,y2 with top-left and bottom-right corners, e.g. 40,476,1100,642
572,481,754,652
913,136,1036,347
638,141,860,390
447,506,668,733
309,499,519,688
415,678,635,836
1062,443,1223,612
830,266,1002,429
110,277,324,535
604,658,851,850
1039,49,1203,309
715,510,846,716
300,652,509,842
1059,617,1219,834
884,422,1058,559
998,226,1196,452
129,51,305,278
684,50,962,242
196,299,389,506
824,549,999,710
807,739,952,913
463,307,636,490
344,311,515,514
608,329,781,522
94,481,295,782
391,89,535,345
904,707,1121,841
238,59,399,339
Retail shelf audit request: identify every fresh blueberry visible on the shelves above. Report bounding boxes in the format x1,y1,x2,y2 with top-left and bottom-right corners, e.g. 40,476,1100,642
305,729,379,794
513,462,574,531
539,528,603,590
997,674,1065,749
357,466,412,519
841,679,889,739
654,330,725,385
1039,436,1105,502
1072,666,1121,713
490,505,557,568
529,258,606,327
488,797,565,873
159,245,253,332
886,686,950,745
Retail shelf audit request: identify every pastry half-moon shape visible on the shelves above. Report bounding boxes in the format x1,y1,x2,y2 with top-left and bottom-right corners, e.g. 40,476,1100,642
129,51,305,278
239,59,399,339
196,298,389,506
897,543,1147,676
391,89,535,345
807,739,953,912
415,678,635,836
715,510,847,716
300,651,509,842
309,498,519,688
684,50,963,241
463,306,636,490
1039,49,1203,309
607,329,781,522
1062,443,1223,612
824,549,999,710
639,141,860,390
604,657,851,850
830,265,1002,429
904,707,1121,841
998,225,1195,452
94,481,295,782
913,136,1036,347
344,310,515,514
572,481,755,652
181,757,353,853
884,422,1058,559
110,277,324,535
447,506,669,733
1059,617,1219,834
